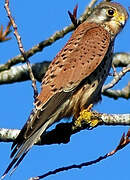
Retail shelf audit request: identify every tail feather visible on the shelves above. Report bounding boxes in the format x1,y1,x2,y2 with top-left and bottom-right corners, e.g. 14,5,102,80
1,118,53,179
10,152,28,176
1,157,18,180
1,91,71,179
10,143,22,158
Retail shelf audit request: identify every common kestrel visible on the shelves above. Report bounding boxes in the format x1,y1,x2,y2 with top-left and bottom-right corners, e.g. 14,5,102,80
1,1,128,178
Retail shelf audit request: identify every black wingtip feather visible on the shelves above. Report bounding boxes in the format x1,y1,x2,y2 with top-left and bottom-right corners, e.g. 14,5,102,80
11,141,16,150
10,143,22,158
10,152,27,176
1,157,18,180
1,148,28,179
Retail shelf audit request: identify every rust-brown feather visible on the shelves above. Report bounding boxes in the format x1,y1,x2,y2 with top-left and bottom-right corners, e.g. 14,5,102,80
27,22,111,138
37,22,110,104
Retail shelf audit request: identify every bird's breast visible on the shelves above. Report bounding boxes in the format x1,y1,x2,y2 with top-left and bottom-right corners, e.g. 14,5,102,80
63,47,113,118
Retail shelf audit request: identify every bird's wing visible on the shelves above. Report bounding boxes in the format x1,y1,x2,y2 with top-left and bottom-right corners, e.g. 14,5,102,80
1,22,111,178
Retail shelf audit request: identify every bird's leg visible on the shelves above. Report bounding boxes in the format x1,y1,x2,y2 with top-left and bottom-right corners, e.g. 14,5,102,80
72,104,101,130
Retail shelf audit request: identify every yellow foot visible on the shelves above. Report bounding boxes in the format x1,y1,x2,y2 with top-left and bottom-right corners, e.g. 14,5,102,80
73,105,100,130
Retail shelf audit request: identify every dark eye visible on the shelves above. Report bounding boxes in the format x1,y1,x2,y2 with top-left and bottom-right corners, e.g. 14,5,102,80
107,9,115,16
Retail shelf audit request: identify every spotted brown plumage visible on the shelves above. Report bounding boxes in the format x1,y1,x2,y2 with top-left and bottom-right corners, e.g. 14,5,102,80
1,1,128,179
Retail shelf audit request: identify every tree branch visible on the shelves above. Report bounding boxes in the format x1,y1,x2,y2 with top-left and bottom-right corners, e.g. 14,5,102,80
112,53,130,67
0,112,129,145
102,82,130,99
4,0,38,99
0,61,50,84
29,129,130,180
102,65,130,91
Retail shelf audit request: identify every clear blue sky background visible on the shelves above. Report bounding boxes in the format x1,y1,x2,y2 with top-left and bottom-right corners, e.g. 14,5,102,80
0,0,130,180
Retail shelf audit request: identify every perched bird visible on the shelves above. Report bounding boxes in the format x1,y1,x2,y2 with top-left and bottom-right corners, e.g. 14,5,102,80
1,1,128,179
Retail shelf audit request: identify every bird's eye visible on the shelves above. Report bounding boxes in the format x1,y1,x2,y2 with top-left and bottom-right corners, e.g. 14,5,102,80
107,9,115,17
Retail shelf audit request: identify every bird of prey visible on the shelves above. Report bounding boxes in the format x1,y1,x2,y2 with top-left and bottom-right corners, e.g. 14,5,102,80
1,1,128,179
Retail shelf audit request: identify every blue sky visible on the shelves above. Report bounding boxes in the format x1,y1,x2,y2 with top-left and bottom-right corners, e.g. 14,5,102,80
0,0,130,180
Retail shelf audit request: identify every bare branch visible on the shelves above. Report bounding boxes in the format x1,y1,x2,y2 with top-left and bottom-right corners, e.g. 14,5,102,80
102,65,130,91
99,113,130,125
0,128,19,143
4,0,38,99
113,53,130,67
0,62,50,84
0,0,97,72
102,82,130,99
0,113,129,145
29,129,130,180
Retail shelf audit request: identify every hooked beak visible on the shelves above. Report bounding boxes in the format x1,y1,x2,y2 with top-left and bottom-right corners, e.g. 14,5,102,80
115,14,127,27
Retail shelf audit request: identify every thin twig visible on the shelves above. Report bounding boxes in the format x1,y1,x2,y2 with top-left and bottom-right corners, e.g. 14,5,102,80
102,65,130,91
102,82,130,99
29,129,130,180
4,0,38,99
79,0,98,22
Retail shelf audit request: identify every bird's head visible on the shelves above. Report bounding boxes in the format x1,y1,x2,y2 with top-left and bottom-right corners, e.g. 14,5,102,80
87,2,128,39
